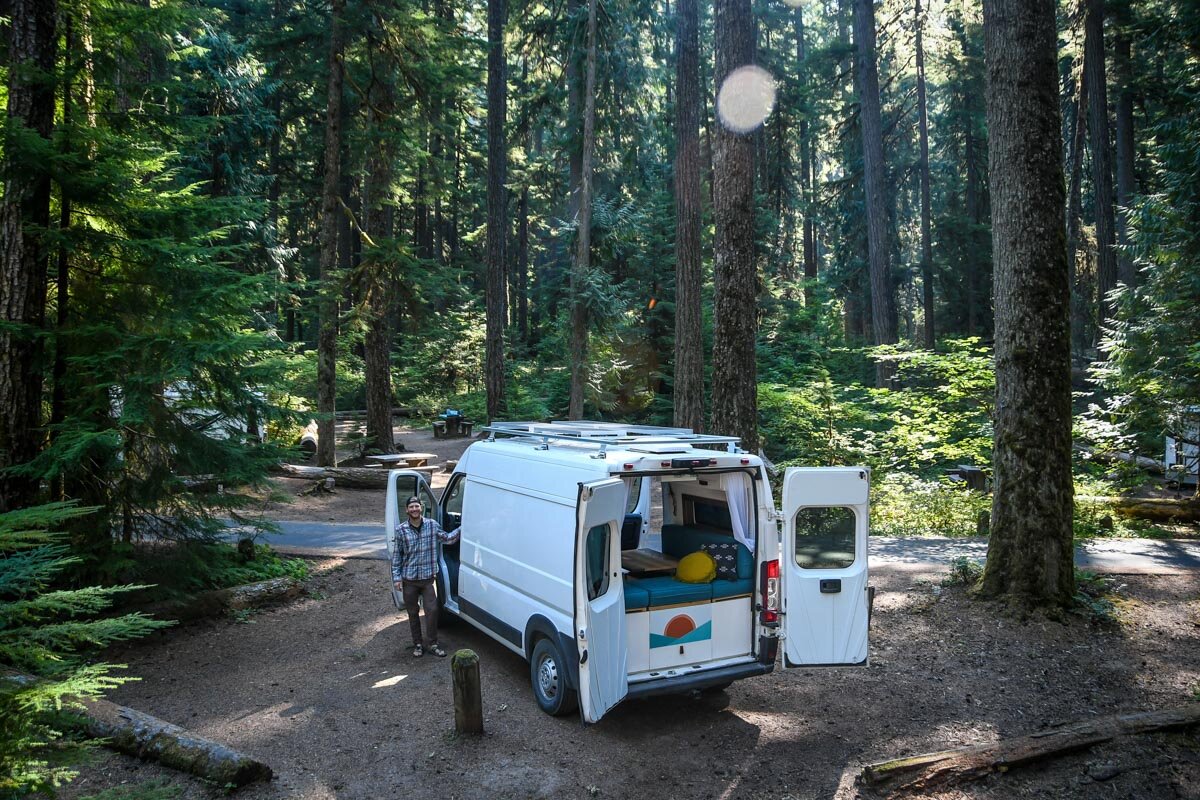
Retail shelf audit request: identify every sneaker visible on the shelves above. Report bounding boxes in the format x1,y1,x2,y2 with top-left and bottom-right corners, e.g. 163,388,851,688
412,644,424,658
428,643,447,658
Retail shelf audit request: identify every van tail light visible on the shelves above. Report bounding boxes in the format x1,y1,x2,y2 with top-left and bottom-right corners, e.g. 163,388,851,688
760,559,780,626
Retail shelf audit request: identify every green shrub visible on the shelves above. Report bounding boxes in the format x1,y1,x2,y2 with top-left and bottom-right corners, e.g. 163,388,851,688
872,474,991,538
0,504,171,796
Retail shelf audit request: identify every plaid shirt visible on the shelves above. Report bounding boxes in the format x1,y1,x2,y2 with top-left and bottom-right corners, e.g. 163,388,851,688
391,516,457,582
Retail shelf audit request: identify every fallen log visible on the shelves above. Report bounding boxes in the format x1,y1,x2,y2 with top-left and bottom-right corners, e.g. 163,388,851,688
297,420,318,459
271,462,389,489
140,576,302,624
859,705,1200,794
79,697,272,787
1076,494,1200,523
0,671,272,789
1073,444,1164,474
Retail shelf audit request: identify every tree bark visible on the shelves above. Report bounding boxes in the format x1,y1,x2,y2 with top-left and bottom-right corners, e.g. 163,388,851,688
853,0,898,386
711,0,758,450
486,0,508,422
0,0,56,512
272,463,394,489
1113,10,1136,289
915,0,935,349
362,33,396,455
978,0,1075,612
568,0,599,421
1064,41,1089,354
316,0,347,467
77,697,274,787
1085,0,1118,339
673,0,703,432
796,7,818,300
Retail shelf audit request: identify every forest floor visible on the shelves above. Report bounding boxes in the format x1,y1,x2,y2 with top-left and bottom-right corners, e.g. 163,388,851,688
64,563,1200,800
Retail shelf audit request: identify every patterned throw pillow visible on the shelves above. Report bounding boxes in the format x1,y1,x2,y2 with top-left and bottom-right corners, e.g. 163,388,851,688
702,542,741,581
676,550,717,583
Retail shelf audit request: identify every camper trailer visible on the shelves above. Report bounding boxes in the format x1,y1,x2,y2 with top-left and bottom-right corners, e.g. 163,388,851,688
384,421,872,723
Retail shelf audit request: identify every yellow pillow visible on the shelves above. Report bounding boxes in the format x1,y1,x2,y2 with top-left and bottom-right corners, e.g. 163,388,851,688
676,550,717,584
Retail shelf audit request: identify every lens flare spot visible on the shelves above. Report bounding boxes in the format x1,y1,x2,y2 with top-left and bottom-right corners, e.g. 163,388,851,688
717,65,777,134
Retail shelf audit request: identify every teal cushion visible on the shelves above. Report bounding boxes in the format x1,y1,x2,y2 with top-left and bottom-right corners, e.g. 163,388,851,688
711,578,754,600
623,581,650,611
635,575,713,607
662,525,753,579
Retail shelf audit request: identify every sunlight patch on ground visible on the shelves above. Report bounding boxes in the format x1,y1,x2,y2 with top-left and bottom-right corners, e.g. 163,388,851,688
305,557,350,576
371,673,408,688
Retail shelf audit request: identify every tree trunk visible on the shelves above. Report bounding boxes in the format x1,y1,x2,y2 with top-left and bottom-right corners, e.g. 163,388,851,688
965,125,982,336
485,0,508,422
1064,42,1089,354
978,0,1075,612
1113,14,1136,289
853,0,897,386
0,0,56,513
362,34,396,455
673,0,703,432
711,0,758,450
915,0,935,349
1085,0,1118,339
316,0,346,467
568,0,599,421
51,13,75,502
796,7,818,300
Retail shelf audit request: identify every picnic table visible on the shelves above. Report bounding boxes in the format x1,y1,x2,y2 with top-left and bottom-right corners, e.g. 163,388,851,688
432,410,474,438
366,452,438,468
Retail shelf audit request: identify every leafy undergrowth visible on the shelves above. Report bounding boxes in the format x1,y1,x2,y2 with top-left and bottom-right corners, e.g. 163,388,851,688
108,542,309,608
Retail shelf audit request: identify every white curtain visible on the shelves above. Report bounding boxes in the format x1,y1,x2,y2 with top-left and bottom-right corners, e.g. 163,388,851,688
722,472,754,550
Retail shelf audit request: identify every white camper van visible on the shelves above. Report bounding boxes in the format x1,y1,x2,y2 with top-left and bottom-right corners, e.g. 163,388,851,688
384,421,872,723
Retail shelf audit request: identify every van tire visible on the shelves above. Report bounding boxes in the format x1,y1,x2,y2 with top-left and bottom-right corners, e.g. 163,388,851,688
530,638,578,716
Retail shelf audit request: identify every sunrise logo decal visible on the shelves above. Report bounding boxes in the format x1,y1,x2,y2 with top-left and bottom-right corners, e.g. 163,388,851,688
649,614,713,649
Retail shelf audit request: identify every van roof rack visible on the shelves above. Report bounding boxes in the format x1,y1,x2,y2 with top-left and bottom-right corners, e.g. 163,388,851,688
483,421,743,453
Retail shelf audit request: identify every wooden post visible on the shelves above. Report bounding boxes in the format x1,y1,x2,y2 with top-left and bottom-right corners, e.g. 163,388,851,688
451,649,484,735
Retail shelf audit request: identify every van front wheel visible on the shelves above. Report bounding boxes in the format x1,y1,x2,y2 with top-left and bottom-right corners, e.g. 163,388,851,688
530,638,578,717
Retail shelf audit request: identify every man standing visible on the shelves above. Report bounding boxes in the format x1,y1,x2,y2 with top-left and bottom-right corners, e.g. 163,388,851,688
392,496,459,657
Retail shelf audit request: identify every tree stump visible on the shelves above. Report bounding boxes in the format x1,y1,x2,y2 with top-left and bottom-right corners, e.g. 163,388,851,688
451,649,483,735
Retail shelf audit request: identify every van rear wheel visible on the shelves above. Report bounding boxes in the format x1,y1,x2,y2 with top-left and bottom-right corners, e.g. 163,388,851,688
530,638,578,716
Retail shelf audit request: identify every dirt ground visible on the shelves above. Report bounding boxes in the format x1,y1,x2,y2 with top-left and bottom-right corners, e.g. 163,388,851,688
62,563,1200,800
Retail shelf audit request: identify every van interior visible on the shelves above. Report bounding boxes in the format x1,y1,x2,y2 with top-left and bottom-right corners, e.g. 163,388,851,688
615,471,757,675
618,473,756,607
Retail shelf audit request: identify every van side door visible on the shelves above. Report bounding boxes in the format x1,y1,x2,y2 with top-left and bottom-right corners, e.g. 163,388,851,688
384,469,440,610
574,478,629,722
780,467,870,666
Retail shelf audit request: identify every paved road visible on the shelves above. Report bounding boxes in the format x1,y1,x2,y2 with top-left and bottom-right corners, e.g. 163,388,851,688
246,520,1200,574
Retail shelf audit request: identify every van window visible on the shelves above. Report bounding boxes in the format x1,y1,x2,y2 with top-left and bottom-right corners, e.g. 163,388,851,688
685,496,733,532
623,477,643,515
585,524,611,600
793,506,856,569
442,475,467,529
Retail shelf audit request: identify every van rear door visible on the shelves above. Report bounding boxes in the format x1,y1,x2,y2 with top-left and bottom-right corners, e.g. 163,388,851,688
780,467,870,667
574,478,629,722
384,469,440,610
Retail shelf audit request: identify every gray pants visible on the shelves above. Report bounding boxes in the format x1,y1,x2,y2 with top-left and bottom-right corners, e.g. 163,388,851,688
402,578,438,646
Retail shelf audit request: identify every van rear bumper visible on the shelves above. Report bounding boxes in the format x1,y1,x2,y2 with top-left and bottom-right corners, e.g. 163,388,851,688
625,660,774,700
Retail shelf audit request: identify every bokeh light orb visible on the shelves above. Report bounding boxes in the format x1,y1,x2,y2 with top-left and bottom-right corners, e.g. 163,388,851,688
717,65,777,134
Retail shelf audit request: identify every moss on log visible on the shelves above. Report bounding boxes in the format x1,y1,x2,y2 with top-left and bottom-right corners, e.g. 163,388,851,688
140,576,302,623
79,697,273,787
